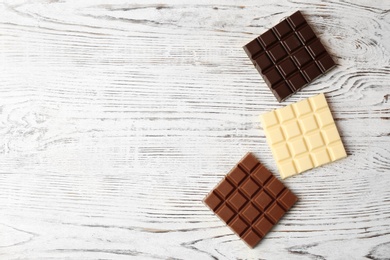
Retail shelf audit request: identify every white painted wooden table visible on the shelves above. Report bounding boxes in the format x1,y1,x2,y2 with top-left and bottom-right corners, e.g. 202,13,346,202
1,0,389,259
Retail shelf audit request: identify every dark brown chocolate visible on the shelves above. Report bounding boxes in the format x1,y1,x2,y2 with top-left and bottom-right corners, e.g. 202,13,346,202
243,11,336,102
203,153,298,248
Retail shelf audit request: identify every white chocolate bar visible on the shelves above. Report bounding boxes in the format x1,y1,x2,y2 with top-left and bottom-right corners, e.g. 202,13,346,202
260,93,347,179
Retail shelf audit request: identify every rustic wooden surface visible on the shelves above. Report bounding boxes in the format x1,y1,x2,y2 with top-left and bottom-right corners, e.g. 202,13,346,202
0,0,389,259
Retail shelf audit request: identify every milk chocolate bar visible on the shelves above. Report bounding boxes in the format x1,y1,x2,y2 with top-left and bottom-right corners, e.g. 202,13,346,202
203,153,298,247
243,11,336,102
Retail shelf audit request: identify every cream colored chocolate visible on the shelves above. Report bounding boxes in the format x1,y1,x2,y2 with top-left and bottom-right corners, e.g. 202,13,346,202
260,93,347,179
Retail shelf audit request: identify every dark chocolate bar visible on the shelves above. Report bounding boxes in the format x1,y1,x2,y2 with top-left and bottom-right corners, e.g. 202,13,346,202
203,153,298,248
243,11,336,102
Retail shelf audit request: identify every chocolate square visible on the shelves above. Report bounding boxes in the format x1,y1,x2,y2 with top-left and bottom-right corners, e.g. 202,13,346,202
278,58,297,77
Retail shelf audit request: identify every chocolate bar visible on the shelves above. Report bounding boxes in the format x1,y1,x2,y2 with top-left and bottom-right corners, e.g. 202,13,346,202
203,153,298,248
243,11,336,102
260,93,347,179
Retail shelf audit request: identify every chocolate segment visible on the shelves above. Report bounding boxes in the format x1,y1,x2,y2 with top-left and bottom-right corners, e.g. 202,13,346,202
243,11,336,102
203,153,298,248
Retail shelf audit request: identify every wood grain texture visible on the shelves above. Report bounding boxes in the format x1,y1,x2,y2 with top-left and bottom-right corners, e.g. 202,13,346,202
0,0,389,259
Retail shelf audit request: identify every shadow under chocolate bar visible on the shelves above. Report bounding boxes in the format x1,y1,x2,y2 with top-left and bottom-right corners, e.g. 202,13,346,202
243,11,336,102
